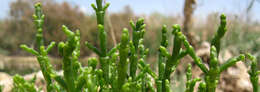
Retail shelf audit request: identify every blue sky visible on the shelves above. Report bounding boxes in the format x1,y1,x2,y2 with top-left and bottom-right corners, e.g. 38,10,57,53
1,0,260,21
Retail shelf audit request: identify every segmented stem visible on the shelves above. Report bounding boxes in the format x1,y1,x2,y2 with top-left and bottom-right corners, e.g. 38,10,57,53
247,54,260,92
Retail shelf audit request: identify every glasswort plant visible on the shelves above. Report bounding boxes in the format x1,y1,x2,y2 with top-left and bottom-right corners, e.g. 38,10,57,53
14,0,257,92
246,53,260,92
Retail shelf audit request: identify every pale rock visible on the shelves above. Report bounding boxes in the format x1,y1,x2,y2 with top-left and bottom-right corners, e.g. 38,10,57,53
219,50,233,64
0,72,12,92
219,62,252,92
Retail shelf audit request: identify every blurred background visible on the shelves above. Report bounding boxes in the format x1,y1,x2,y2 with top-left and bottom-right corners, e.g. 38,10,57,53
0,0,259,92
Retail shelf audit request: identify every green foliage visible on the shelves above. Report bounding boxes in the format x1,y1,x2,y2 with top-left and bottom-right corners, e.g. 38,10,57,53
12,75,39,92
0,0,88,56
246,53,260,92
16,0,256,92
185,64,201,92
0,85,3,92
129,18,146,79
183,14,245,92
198,82,206,92
20,3,57,92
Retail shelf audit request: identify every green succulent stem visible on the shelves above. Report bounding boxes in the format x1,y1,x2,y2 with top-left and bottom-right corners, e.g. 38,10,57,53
219,54,245,72
88,1,117,88
21,3,57,92
118,28,130,91
157,25,168,92
12,75,38,92
18,1,256,92
165,80,171,92
246,53,260,92
158,25,168,79
92,0,110,25
198,82,206,92
162,24,188,92
185,64,201,92
58,26,85,92
164,25,182,80
129,18,146,79
33,3,44,48
182,14,245,92
211,14,227,55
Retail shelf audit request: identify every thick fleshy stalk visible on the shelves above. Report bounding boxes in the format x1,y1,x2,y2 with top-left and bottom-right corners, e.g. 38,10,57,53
117,28,130,91
185,64,201,92
129,18,146,79
182,14,245,92
161,24,189,92
20,3,57,92
247,54,260,92
87,1,112,87
156,25,168,92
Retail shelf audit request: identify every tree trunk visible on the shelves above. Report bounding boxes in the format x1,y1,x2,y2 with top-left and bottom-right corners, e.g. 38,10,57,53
183,0,198,49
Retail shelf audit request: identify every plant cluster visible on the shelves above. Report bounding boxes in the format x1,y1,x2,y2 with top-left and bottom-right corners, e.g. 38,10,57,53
6,0,259,92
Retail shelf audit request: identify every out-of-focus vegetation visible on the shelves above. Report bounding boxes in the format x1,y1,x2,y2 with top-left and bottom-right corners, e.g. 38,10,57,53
0,0,90,56
0,0,170,57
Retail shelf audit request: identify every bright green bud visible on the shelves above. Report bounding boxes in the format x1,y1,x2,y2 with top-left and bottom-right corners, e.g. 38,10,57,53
88,57,98,69
121,28,129,45
40,46,46,55
58,42,65,55
136,18,144,27
103,3,110,11
159,46,170,57
140,24,146,30
220,13,226,20
139,39,144,45
165,79,171,92
98,24,104,31
20,45,39,56
46,42,56,53
162,25,167,33
186,64,192,81
198,82,206,92
129,20,135,30
91,3,97,11
172,24,181,34
62,25,74,37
